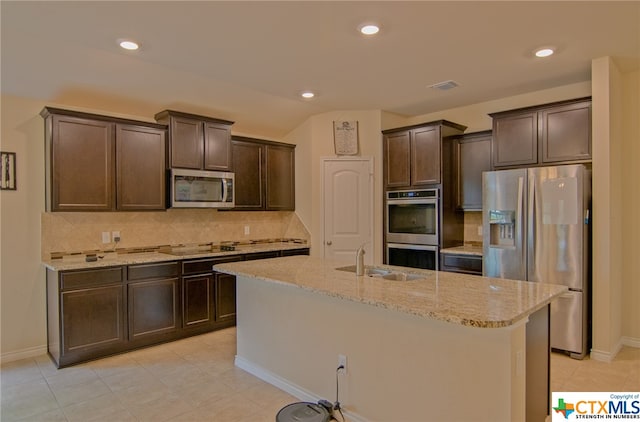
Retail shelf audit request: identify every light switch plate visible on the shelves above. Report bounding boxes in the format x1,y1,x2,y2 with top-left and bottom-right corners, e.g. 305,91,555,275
101,232,110,244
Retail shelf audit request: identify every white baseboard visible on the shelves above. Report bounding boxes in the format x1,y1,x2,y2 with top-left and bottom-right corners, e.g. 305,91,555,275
1,344,47,365
591,336,640,362
622,336,640,348
235,355,368,422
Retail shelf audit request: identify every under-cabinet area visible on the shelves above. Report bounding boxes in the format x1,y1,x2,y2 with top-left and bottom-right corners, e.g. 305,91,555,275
45,245,309,368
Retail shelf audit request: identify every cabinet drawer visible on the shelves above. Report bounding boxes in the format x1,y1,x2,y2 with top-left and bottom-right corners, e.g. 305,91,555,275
245,251,280,261
182,255,242,275
61,267,124,290
280,248,310,257
441,254,482,275
128,262,179,281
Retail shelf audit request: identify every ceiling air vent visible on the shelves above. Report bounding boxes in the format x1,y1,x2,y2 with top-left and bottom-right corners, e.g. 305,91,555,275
429,80,459,91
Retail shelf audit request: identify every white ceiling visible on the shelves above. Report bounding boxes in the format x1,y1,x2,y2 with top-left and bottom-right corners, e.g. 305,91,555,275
2,1,639,138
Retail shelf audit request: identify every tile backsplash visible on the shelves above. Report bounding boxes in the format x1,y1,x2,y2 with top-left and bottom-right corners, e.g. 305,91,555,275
42,209,309,259
463,211,483,245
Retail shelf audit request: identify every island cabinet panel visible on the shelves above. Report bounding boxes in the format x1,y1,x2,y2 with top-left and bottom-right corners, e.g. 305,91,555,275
47,266,127,368
127,262,181,342
491,97,591,168
49,115,116,211
155,110,234,171
454,131,492,211
384,131,411,188
411,125,441,185
41,107,168,212
116,124,166,210
232,137,296,211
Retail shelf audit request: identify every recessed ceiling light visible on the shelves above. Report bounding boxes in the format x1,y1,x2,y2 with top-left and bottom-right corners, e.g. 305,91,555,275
534,47,554,58
119,40,139,51
359,24,380,36
301,91,315,99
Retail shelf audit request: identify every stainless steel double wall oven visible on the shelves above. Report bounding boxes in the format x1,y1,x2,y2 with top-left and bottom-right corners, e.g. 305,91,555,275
386,189,439,270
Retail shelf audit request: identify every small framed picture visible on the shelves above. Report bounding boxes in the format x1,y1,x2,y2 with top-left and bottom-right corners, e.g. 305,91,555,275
0,152,16,190
333,121,359,155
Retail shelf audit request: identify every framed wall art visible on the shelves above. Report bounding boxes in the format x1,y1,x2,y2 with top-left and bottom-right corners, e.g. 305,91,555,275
333,120,359,155
0,152,16,190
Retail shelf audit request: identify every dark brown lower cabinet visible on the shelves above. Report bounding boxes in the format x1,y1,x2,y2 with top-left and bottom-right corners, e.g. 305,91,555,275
440,253,483,275
215,273,237,321
47,266,128,368
183,274,215,328
128,277,180,341
61,285,127,353
47,248,310,368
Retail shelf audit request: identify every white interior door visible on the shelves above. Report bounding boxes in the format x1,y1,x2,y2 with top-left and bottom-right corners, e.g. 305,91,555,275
322,158,373,263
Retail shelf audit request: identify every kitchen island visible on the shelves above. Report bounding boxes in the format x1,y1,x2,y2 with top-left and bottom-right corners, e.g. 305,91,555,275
214,255,567,422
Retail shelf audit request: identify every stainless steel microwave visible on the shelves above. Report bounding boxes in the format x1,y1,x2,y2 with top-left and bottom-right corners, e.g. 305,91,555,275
169,169,234,208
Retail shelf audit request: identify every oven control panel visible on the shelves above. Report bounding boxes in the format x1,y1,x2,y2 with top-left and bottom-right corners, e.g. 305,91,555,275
387,189,438,200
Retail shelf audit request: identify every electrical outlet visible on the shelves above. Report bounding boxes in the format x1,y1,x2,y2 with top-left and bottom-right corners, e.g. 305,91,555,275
244,225,250,235
101,232,110,244
112,231,121,242
477,225,483,236
338,354,347,374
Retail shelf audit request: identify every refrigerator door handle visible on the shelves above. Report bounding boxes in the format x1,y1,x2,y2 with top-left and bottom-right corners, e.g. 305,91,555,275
516,176,525,272
527,174,536,282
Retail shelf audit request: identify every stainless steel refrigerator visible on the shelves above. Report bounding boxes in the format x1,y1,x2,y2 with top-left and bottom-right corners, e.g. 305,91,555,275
483,164,590,359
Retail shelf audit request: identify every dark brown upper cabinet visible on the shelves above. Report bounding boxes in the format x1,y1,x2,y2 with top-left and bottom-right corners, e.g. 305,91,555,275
116,124,166,210
231,137,295,211
490,97,591,168
154,110,233,171
382,120,466,189
41,107,167,212
452,131,492,211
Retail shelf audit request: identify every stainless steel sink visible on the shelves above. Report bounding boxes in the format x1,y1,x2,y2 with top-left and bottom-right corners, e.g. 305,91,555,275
336,265,423,281
381,272,423,281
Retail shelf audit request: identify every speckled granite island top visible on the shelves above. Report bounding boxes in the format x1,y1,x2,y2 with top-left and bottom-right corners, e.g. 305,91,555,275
214,255,567,328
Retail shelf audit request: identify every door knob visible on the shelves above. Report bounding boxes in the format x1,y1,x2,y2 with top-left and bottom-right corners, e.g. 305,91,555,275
326,241,332,245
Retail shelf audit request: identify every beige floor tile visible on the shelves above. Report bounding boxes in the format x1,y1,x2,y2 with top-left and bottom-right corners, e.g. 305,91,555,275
112,377,172,407
14,408,69,422
1,328,637,422
99,364,157,391
1,379,60,421
49,377,112,408
0,358,44,388
126,392,193,422
61,393,128,422
44,365,100,388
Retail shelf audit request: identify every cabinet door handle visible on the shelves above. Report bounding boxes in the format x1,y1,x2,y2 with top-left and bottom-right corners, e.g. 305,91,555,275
326,241,332,246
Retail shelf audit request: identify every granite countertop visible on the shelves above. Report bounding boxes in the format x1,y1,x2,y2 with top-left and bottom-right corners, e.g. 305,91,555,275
42,242,308,271
214,255,567,329
440,245,483,256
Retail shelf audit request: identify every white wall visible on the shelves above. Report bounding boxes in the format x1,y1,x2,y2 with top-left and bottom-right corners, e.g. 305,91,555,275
621,69,640,344
0,95,48,360
285,110,384,263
